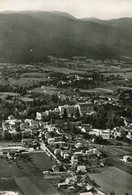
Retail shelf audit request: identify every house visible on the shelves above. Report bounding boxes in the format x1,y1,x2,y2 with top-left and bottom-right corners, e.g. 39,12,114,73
54,141,66,148
79,102,94,114
2,122,9,131
58,181,69,188
123,155,132,163
47,124,56,132
82,124,92,132
60,150,70,159
52,165,60,172
65,176,77,184
22,128,32,138
50,109,60,119
8,115,15,120
71,155,78,166
54,148,61,156
36,111,49,121
126,131,132,140
89,148,102,157
47,138,55,145
58,176,77,188
78,126,86,133
36,112,43,120
58,104,81,117
75,142,83,149
113,131,122,138
101,130,110,139
63,152,70,159
21,138,33,145
24,119,39,129
89,129,110,139
86,184,93,191
2,118,22,139
44,132,51,139
77,165,87,173
54,136,63,142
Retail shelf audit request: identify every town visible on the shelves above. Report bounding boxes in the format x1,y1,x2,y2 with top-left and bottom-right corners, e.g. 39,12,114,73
0,57,132,195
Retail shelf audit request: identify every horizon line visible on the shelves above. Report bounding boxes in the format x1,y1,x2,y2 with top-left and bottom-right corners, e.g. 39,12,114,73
0,10,132,20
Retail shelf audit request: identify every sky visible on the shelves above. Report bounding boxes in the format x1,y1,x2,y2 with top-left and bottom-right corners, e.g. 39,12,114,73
0,0,132,19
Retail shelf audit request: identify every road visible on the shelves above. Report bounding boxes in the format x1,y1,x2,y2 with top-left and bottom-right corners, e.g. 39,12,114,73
40,142,60,164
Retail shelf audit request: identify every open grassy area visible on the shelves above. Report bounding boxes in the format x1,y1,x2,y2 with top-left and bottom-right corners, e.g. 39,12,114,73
89,166,132,195
0,152,59,195
45,65,86,74
27,152,56,172
31,86,59,95
0,92,19,99
21,72,48,78
15,176,60,195
102,71,132,80
8,77,49,88
0,178,22,195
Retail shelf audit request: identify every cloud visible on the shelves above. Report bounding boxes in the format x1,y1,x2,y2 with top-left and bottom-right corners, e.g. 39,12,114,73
0,0,132,19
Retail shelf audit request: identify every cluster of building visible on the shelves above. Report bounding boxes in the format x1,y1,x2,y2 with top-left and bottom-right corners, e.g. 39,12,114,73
111,124,132,140
57,175,106,195
1,95,132,195
1,113,108,194
36,104,82,120
2,115,39,144
40,123,108,194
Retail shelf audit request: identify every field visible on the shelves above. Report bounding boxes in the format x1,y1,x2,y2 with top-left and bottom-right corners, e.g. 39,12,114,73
0,92,33,102
0,151,61,195
0,152,55,177
44,66,86,74
0,178,21,195
21,72,48,78
31,86,59,95
8,77,49,88
89,166,132,195
15,176,60,195
79,88,114,94
102,71,132,80
0,92,19,99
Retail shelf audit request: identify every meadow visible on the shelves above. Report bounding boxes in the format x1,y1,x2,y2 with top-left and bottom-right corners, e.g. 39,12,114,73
89,166,132,195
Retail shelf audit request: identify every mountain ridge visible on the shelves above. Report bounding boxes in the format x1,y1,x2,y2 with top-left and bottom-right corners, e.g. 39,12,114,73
0,11,132,63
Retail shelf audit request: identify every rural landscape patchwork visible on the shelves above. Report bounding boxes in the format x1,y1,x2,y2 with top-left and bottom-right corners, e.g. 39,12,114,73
0,4,132,195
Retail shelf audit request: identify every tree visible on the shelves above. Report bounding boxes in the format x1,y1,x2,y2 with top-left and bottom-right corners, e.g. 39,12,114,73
75,107,81,119
110,192,115,195
52,93,59,103
63,108,67,119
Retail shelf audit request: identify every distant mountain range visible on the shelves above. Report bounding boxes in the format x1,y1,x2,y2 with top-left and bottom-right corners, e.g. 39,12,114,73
0,11,132,63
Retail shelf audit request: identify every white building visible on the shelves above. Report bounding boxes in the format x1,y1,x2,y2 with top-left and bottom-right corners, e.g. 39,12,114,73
58,104,81,117
123,155,132,163
89,129,110,139
77,165,87,173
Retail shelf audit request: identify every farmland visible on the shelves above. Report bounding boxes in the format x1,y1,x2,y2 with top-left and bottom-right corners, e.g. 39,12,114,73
89,166,132,195
0,178,22,195
8,77,49,88
102,71,132,80
0,152,60,195
0,92,19,100
44,65,86,74
15,176,60,195
31,86,59,95
1,58,132,98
